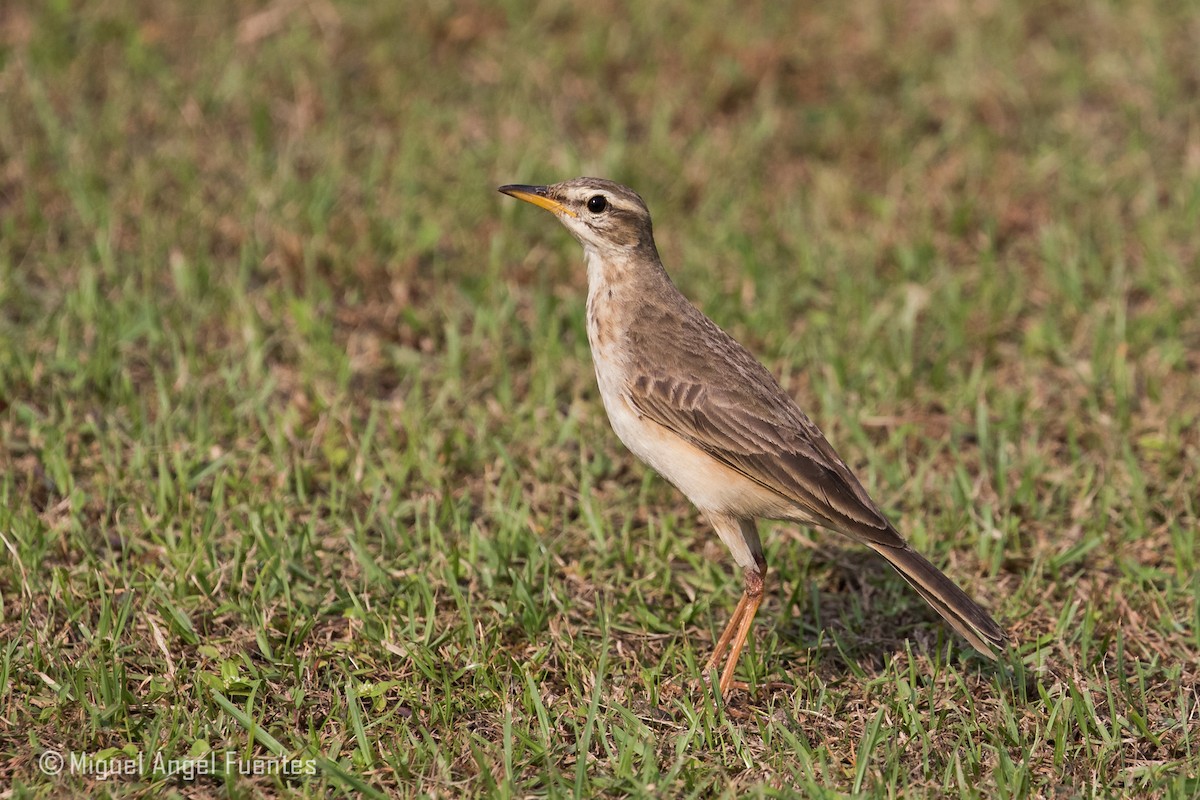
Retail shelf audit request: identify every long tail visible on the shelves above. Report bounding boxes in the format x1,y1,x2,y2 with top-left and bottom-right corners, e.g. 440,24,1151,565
870,543,1008,658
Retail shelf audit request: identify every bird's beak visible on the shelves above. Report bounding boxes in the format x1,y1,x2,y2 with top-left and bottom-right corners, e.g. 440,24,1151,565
498,184,577,218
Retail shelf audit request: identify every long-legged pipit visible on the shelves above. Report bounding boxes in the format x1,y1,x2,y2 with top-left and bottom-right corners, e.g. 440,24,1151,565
499,178,1007,696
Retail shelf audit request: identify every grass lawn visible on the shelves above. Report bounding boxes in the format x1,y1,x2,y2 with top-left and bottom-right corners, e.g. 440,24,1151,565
1,1,1198,797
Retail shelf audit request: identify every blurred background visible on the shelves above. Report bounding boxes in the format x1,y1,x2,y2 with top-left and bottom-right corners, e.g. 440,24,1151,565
2,1,1197,796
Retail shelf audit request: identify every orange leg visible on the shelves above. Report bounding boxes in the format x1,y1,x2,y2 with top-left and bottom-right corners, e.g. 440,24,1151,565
704,589,753,676
703,568,765,696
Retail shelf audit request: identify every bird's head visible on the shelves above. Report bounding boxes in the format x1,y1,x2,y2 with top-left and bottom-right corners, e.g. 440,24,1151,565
499,177,656,259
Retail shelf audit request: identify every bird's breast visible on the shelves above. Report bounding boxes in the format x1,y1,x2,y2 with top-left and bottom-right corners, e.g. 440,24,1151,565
584,290,791,519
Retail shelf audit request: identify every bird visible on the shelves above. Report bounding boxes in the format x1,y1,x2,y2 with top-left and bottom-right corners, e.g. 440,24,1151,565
498,177,1007,697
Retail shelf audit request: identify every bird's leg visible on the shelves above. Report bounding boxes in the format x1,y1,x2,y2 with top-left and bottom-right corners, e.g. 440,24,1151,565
701,563,767,696
703,586,753,677
697,518,776,697
717,567,765,696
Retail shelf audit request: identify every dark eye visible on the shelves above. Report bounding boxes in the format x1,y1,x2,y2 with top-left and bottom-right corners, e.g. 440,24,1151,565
587,195,608,213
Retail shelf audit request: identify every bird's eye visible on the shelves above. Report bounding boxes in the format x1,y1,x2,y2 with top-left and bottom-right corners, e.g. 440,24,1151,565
587,195,608,213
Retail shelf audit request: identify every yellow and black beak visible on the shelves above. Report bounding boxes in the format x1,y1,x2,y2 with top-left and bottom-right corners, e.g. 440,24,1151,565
498,184,577,218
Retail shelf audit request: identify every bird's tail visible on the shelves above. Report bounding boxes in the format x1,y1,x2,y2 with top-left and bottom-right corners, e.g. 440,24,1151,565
870,543,1008,658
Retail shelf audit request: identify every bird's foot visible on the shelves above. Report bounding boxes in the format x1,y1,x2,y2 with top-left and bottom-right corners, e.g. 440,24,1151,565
660,673,791,706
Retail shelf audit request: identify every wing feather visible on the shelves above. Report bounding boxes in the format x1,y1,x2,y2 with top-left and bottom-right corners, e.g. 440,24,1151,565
627,365,903,547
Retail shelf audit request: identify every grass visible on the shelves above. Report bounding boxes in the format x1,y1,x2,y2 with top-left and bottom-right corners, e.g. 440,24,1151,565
1,0,1198,796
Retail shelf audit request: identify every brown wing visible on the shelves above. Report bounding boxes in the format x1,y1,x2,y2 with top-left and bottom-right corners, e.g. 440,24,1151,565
612,285,1007,657
624,321,904,548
